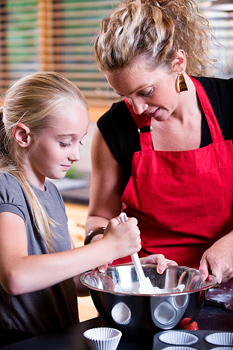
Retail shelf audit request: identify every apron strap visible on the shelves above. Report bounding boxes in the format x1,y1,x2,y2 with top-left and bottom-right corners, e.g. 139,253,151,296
124,98,153,151
190,77,223,143
138,126,153,150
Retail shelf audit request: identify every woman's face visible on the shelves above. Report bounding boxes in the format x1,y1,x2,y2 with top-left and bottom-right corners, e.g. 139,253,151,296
105,56,181,122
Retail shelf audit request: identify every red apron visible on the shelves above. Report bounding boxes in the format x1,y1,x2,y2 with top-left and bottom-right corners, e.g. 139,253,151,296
113,77,233,268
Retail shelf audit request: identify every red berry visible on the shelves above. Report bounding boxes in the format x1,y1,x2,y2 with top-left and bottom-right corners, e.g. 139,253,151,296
179,317,191,329
185,321,199,330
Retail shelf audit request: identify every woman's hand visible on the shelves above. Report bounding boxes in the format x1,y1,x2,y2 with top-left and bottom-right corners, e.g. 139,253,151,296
199,232,233,284
139,254,178,274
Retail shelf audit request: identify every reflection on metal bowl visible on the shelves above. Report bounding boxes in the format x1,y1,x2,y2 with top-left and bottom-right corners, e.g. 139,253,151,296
80,265,217,337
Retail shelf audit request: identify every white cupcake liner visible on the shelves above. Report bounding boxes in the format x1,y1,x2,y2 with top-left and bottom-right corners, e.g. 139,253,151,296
111,302,131,325
158,331,199,345
205,332,233,345
162,347,197,350
83,327,122,350
153,301,176,325
211,348,233,350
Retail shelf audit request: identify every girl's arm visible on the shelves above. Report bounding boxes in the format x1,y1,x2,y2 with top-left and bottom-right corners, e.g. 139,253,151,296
70,238,90,296
0,211,141,295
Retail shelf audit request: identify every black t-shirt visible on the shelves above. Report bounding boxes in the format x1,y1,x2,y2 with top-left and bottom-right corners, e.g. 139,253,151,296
97,76,233,190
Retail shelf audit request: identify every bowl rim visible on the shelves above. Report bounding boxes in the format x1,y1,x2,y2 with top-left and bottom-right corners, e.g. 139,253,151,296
80,264,217,296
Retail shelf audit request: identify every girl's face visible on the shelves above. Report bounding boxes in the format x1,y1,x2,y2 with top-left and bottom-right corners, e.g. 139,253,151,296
25,103,89,189
105,56,182,122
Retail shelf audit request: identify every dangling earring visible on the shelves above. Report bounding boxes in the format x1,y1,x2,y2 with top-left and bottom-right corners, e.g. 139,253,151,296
178,74,188,92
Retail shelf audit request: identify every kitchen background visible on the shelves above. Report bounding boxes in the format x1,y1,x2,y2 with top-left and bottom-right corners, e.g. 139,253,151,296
0,0,233,175
0,0,232,321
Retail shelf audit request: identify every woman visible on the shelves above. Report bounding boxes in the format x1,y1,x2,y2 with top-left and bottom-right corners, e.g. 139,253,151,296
85,0,233,284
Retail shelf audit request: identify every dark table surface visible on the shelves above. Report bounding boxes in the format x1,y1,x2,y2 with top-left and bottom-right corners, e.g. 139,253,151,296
2,302,233,350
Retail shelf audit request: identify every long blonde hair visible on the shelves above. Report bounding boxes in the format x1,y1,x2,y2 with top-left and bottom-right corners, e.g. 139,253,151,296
0,71,88,252
95,0,217,75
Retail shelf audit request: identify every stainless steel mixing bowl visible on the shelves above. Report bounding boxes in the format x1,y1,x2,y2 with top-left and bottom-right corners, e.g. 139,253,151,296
80,264,217,337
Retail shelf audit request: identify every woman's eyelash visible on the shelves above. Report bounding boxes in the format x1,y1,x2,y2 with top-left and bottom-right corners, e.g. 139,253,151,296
141,89,154,97
79,141,84,146
59,142,71,147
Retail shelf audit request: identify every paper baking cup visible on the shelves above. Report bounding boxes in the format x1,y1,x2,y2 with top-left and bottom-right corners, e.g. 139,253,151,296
211,348,233,350
83,327,122,350
111,302,131,325
162,347,197,350
158,331,199,345
205,332,233,345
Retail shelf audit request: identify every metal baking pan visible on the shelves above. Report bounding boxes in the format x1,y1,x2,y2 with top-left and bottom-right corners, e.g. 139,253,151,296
153,330,233,349
205,279,233,311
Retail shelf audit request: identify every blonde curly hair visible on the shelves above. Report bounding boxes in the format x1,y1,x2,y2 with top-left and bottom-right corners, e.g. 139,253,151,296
95,0,217,76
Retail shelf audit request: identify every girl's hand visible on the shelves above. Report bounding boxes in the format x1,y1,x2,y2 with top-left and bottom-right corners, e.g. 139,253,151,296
96,215,141,273
103,216,141,260
139,254,178,274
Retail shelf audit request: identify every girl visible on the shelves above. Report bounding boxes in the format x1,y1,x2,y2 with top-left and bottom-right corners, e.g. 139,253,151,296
0,71,142,345
0,72,175,345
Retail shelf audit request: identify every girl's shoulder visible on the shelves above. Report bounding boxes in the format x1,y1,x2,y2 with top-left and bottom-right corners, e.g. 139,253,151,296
0,172,27,218
0,172,25,193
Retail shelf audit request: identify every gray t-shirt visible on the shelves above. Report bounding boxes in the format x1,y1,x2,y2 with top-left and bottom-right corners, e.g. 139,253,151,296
0,173,79,335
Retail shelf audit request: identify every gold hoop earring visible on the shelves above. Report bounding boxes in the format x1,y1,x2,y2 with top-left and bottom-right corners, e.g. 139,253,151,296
178,74,188,92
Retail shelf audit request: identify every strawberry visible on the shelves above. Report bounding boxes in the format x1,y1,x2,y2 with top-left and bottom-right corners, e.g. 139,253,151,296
179,317,191,329
185,321,199,330
179,318,199,330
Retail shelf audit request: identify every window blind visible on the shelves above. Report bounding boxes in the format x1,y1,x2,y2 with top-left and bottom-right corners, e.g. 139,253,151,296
0,0,232,107
0,0,39,95
0,0,121,106
51,0,120,106
198,0,233,78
